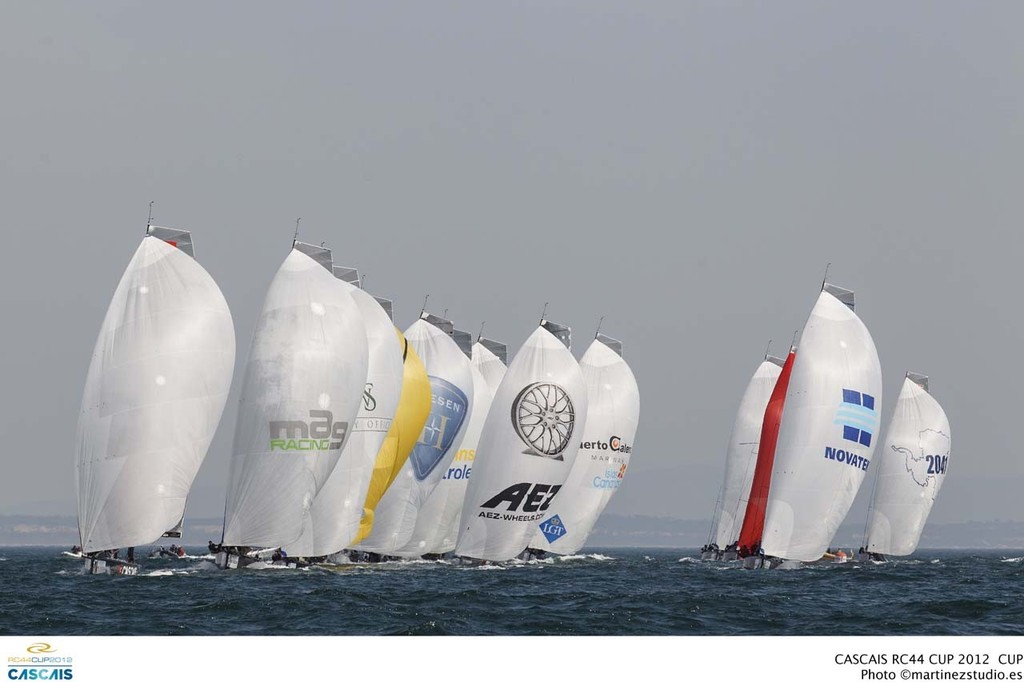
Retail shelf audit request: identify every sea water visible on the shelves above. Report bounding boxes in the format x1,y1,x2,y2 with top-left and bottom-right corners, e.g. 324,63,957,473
1,547,1022,636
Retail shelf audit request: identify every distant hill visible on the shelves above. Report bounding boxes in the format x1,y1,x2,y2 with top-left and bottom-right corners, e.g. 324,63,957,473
5,514,1024,550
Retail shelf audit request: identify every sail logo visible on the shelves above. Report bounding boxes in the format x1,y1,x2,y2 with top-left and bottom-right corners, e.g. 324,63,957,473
834,389,878,447
442,448,475,481
410,377,468,480
903,429,952,487
593,463,628,489
478,483,561,522
580,435,632,454
512,382,576,460
362,383,377,411
539,515,567,543
269,410,349,452
7,643,74,681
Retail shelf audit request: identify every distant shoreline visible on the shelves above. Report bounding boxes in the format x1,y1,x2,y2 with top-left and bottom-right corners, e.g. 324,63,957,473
4,514,1024,550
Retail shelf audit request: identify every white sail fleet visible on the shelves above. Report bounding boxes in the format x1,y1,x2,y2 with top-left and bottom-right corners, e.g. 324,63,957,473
75,226,950,575
703,281,952,568
74,228,639,573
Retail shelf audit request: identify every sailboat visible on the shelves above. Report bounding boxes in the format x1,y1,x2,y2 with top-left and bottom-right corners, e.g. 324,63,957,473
348,328,432,551
395,327,493,558
216,241,368,568
702,350,785,561
859,373,951,560
736,346,796,566
754,281,883,568
527,332,639,556
471,336,508,394
354,312,474,556
75,225,235,575
282,267,405,560
455,318,589,562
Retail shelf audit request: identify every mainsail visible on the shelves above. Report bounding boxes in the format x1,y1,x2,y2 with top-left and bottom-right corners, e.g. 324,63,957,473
714,353,784,551
221,243,368,549
396,328,493,557
76,228,235,552
284,268,404,557
455,320,589,561
528,333,639,555
350,330,431,546
864,373,951,556
356,314,474,554
761,284,883,561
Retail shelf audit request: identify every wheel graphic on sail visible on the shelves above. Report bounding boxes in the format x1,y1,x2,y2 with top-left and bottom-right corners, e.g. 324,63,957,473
512,382,575,459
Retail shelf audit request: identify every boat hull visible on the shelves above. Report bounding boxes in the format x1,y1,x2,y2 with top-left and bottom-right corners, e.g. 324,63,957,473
85,557,139,576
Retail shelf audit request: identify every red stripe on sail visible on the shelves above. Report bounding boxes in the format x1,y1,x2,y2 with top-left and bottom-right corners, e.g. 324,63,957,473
737,349,796,556
165,240,178,248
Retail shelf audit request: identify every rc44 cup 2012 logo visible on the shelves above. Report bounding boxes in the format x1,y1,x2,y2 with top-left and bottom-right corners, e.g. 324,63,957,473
511,382,575,460
7,642,74,680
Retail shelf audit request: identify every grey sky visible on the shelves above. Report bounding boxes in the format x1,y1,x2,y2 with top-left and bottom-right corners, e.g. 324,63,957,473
2,2,1021,530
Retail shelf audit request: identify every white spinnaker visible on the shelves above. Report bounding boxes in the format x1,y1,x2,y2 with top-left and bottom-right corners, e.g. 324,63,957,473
355,319,474,554
865,376,951,556
472,341,507,394
529,337,639,555
762,288,883,561
76,235,235,552
222,248,368,548
285,284,403,557
712,358,783,549
397,363,494,556
455,326,589,561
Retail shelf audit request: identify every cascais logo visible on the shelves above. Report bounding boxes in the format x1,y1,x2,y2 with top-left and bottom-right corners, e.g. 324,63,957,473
269,410,349,452
7,642,73,681
511,382,575,460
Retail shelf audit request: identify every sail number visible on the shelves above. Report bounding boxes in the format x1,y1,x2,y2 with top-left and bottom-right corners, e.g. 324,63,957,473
926,455,948,475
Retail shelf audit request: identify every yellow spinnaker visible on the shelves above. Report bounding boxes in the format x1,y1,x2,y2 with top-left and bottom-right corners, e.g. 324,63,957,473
351,329,431,545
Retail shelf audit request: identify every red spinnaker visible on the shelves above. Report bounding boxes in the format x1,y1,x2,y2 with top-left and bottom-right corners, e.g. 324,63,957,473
737,349,796,556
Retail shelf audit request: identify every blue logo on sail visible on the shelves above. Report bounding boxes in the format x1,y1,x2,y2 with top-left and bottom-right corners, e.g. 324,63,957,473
410,377,469,481
539,515,567,544
834,389,878,447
